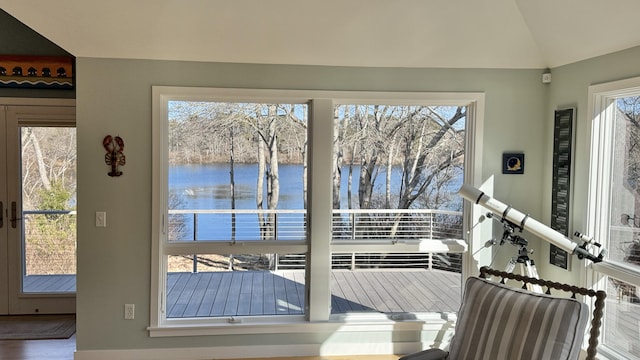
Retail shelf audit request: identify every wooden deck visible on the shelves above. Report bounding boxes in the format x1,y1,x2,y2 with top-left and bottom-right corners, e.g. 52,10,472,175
166,269,462,318
21,270,462,318
23,274,76,293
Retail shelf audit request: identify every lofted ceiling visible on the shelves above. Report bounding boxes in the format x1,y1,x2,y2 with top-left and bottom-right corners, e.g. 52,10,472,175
1,0,640,69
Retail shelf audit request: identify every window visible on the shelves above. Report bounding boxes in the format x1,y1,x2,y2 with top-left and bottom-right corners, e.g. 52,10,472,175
330,104,466,316
151,87,484,335
588,77,640,360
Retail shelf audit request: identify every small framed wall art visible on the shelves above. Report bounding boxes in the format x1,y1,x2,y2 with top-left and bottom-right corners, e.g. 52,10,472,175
502,153,524,174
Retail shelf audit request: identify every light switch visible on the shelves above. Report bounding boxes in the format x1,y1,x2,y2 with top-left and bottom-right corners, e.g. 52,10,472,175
96,211,107,227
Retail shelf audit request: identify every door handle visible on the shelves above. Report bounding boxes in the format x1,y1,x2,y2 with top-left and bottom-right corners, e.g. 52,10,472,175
11,201,21,228
0,201,3,228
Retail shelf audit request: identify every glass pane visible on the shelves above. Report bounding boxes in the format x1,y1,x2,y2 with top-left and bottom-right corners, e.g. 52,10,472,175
167,102,308,243
609,97,640,270
332,104,464,211
166,254,305,318
600,96,640,358
330,104,465,315
21,126,77,293
603,277,640,358
166,101,308,318
330,253,462,315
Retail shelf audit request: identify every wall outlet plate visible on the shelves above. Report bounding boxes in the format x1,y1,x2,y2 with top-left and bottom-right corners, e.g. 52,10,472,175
124,303,135,320
95,211,106,227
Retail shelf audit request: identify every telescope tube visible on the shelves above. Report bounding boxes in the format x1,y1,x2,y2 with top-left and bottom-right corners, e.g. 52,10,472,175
458,183,598,261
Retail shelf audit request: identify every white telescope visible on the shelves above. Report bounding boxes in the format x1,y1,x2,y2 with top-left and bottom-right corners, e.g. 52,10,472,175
458,183,605,263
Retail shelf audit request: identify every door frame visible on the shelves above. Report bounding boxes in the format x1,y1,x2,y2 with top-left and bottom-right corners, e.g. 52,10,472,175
0,97,76,315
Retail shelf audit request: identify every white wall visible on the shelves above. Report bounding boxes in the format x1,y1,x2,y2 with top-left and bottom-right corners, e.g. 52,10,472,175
542,46,640,283
75,58,548,355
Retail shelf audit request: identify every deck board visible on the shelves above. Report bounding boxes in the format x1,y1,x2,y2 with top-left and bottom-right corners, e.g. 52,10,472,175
358,272,395,312
263,272,277,315
183,272,212,317
195,272,221,317
364,272,401,312
211,272,233,316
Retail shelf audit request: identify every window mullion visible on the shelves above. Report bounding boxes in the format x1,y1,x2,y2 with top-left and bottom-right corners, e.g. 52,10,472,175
306,99,333,321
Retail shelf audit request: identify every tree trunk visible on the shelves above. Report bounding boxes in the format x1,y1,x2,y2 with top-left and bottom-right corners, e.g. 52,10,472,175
332,108,343,209
267,117,279,212
256,132,266,240
348,141,357,209
27,129,52,191
385,134,397,208
358,156,377,209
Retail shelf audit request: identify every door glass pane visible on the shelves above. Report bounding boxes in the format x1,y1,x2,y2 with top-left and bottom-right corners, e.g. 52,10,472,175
21,126,76,293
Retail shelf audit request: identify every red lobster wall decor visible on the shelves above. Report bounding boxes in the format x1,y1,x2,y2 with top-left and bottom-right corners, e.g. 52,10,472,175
103,135,126,177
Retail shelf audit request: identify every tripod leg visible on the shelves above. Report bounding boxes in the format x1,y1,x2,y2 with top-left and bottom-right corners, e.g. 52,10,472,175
505,258,517,273
524,260,543,293
498,258,518,284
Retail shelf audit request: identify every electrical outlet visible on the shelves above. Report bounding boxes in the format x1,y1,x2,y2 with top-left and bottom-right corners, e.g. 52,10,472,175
124,303,135,320
95,211,107,227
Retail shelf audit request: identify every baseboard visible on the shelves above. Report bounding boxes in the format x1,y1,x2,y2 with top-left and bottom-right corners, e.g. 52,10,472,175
74,342,424,360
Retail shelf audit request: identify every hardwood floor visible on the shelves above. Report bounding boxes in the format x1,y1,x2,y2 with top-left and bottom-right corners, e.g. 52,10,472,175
0,336,402,360
0,334,75,360
240,357,400,360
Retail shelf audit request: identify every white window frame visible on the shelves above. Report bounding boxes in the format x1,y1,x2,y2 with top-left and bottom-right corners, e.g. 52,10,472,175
587,76,640,359
149,86,485,337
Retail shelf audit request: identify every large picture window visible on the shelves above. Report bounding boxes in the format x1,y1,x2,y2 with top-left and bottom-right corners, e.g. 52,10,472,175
588,77,640,360
150,87,483,335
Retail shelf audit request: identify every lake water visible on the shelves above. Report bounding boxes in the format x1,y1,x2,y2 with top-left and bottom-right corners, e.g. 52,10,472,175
169,163,440,210
170,163,306,210
168,163,462,240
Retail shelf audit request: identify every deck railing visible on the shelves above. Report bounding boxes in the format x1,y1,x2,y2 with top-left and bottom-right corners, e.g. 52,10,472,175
168,208,462,241
332,208,463,241
168,208,464,272
22,210,77,276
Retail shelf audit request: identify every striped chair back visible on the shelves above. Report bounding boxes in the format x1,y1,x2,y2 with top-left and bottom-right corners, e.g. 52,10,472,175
448,276,588,360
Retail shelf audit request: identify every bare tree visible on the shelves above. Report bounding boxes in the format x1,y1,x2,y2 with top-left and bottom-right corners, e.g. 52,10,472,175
396,106,465,210
333,104,463,211
21,127,76,210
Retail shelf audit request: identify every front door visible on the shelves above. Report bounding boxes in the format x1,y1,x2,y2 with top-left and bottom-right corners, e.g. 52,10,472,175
0,101,76,315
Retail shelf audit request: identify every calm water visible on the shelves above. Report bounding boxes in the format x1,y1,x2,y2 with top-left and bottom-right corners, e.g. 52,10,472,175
169,163,435,210
170,163,306,210
168,163,461,240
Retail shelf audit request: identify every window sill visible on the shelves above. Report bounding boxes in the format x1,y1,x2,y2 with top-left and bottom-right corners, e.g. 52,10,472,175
148,312,454,337
592,261,640,287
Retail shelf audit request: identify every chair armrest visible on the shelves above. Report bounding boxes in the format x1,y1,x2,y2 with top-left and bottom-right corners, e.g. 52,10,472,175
398,348,448,360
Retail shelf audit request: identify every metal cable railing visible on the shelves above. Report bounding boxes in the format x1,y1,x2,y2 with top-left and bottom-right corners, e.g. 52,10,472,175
22,210,77,276
167,208,463,272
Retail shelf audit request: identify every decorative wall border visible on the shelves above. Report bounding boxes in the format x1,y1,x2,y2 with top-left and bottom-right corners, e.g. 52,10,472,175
0,55,74,89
